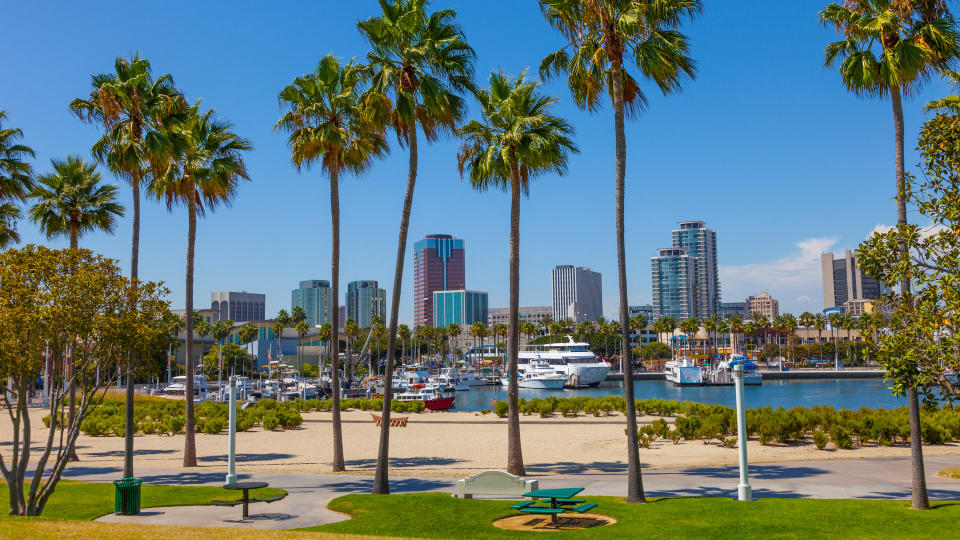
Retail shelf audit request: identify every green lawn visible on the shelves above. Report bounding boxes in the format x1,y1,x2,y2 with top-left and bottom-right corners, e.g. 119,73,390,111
0,480,285,521
304,493,960,539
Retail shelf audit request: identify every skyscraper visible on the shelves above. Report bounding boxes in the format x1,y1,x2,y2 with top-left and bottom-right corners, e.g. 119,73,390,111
745,291,780,320
651,248,696,320
413,234,465,327
291,280,331,327
346,280,386,327
821,250,883,310
671,220,720,317
551,265,603,323
433,290,488,327
211,291,265,322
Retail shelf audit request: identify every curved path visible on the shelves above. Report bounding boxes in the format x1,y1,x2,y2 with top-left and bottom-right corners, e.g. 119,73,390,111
63,455,960,530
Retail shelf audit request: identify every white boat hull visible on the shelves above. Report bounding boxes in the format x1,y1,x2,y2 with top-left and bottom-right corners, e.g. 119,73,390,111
742,373,763,385
559,364,609,388
518,378,566,390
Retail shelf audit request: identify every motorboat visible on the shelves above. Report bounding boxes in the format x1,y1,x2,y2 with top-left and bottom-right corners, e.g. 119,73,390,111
728,355,763,385
395,387,455,410
518,337,609,388
163,375,208,398
391,365,430,393
502,359,567,389
432,367,471,391
664,358,703,386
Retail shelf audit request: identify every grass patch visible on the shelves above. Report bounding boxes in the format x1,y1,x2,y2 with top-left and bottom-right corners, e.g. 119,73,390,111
0,480,284,521
939,467,960,479
0,520,379,539
304,493,960,539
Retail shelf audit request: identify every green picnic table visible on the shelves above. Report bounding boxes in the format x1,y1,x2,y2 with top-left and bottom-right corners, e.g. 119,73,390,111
511,487,597,522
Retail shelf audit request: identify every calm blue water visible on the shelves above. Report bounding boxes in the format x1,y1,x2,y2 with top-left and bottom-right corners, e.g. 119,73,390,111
448,379,906,412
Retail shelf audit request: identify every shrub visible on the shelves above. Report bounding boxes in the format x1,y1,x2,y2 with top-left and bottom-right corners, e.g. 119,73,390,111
831,426,853,449
479,408,491,415
922,423,949,445
262,414,279,431
813,430,829,450
203,418,225,434
494,400,508,418
165,416,185,435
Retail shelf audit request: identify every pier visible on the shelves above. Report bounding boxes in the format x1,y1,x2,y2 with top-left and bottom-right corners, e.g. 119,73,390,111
606,369,885,382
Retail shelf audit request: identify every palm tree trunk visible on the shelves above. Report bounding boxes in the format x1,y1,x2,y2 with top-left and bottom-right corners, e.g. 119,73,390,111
329,160,345,472
374,118,419,494
507,163,525,476
183,192,198,467
890,84,929,510
66,223,80,462
611,57,644,504
124,172,140,477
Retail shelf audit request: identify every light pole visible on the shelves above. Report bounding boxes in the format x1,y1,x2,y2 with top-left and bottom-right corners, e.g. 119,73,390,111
734,362,752,501
226,375,237,485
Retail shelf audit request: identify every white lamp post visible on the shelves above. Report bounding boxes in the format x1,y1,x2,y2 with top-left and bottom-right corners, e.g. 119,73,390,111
734,362,752,501
226,375,238,485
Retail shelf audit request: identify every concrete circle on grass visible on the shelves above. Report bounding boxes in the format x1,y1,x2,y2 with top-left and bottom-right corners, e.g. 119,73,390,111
493,512,616,532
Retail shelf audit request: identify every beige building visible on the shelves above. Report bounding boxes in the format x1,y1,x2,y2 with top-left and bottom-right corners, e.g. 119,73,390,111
843,299,875,317
821,250,883,310
487,306,552,327
745,291,779,320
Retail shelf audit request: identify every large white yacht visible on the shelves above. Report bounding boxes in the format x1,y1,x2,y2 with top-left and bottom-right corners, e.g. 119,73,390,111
664,358,703,386
518,337,609,388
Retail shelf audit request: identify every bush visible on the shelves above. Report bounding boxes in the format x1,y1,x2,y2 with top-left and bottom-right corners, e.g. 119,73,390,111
480,408,491,415
262,414,279,431
165,416,185,435
922,423,949,445
831,426,853,449
813,430,829,450
494,400,508,418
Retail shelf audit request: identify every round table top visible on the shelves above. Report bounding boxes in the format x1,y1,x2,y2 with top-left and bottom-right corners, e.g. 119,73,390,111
223,481,268,490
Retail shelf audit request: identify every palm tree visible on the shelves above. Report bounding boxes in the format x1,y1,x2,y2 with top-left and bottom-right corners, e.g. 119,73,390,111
275,309,291,362
210,319,233,392
821,0,960,510
858,312,875,366
799,311,815,363
743,320,759,357
0,110,35,247
447,322,461,355
679,318,700,359
702,316,717,361
344,318,362,382
828,311,843,370
772,315,786,368
782,314,798,368
398,324,411,364
149,103,251,467
371,321,386,375
29,154,122,461
276,53,387,471
359,0,476,495
295,320,309,381
813,313,827,367
29,156,123,249
840,313,855,365
318,322,333,376
540,0,701,504
238,323,258,377
458,70,576,475
728,314,744,355
539,315,554,337
629,315,647,370
716,319,730,358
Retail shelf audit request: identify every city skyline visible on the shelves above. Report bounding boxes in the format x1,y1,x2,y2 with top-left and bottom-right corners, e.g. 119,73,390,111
3,1,947,324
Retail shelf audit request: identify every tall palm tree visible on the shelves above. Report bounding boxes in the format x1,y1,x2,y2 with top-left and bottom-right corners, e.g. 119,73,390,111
398,324,411,364
29,156,123,249
238,322,258,377
782,314,798,368
358,0,475,494
210,319,233,391
276,53,387,470
149,103,251,467
29,155,123,461
702,316,717,361
828,311,843,370
772,315,786,367
679,317,700,359
275,309,291,362
813,313,827,367
629,314,647,370
743,320,759,357
318,322,333,376
371,320,386,375
295,320,310,378
458,70,576,475
70,54,183,480
715,319,730,358
821,0,960,509
840,313,855,365
799,311,815,362
728,314,744,355
540,0,701,504
0,110,35,247
447,322,461,355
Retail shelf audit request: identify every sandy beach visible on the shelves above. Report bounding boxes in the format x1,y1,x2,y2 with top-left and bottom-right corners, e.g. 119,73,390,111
5,408,959,476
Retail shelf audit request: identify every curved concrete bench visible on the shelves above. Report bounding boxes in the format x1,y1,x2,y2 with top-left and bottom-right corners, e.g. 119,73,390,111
456,470,538,499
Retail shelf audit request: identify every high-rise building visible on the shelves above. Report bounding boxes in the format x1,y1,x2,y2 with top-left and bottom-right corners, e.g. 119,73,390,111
651,248,696,320
628,305,655,320
718,301,746,319
745,291,779,320
433,290,488,327
346,280,386,327
413,234,465,328
211,291,265,322
488,306,552,327
821,250,883,310
291,280,331,327
671,220,720,317
551,265,603,323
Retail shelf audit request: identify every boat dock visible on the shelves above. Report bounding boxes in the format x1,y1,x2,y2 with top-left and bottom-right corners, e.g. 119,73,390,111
606,369,885,382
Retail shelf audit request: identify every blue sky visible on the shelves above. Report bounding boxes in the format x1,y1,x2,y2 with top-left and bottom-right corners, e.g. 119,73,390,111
2,1,951,323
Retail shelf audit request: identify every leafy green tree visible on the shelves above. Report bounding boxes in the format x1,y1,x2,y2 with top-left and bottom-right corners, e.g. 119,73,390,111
0,245,169,516
540,0,701,503
202,342,252,379
0,110,35,247
149,103,251,467
29,156,123,249
641,342,672,364
358,0,476,494
277,54,387,471
458,70,576,475
210,319,233,388
821,0,960,509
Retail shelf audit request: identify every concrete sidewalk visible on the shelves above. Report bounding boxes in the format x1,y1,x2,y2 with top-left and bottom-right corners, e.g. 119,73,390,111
73,455,960,530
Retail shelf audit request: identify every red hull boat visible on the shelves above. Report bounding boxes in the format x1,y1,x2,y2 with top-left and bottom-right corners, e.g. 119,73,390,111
424,396,455,410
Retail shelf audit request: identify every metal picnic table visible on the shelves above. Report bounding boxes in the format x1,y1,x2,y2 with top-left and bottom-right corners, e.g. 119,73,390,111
222,481,268,519
513,487,597,522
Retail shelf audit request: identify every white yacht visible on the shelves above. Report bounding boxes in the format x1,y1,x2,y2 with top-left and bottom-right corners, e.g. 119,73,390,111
432,367,471,391
503,359,567,389
728,355,763,385
391,365,431,392
518,337,609,388
163,375,208,398
664,358,703,386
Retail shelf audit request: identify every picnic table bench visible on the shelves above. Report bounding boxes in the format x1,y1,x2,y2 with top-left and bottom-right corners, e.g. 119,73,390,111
512,488,597,522
371,413,408,427
210,481,287,519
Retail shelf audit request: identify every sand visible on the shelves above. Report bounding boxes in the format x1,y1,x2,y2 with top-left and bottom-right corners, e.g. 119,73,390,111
4,408,959,476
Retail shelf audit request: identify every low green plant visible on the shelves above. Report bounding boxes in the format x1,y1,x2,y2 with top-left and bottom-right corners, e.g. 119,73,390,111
813,430,829,450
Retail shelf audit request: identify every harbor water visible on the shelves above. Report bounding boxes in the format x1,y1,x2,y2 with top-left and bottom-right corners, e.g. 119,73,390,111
447,378,906,412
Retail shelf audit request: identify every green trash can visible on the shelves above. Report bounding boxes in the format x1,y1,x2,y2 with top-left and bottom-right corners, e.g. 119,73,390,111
114,477,142,515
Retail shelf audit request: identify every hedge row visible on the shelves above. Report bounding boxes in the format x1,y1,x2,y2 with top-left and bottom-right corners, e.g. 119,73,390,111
489,397,960,448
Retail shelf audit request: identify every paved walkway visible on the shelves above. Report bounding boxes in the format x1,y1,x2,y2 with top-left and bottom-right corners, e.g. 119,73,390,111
67,455,959,530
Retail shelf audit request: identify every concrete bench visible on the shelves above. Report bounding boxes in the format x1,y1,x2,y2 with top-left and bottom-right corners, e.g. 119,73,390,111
456,470,538,499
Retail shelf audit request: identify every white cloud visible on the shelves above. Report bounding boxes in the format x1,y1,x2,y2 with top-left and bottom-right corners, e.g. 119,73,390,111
719,237,838,314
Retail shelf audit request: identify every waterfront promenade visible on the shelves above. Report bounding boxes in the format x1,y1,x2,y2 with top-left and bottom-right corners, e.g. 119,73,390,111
66,456,960,529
